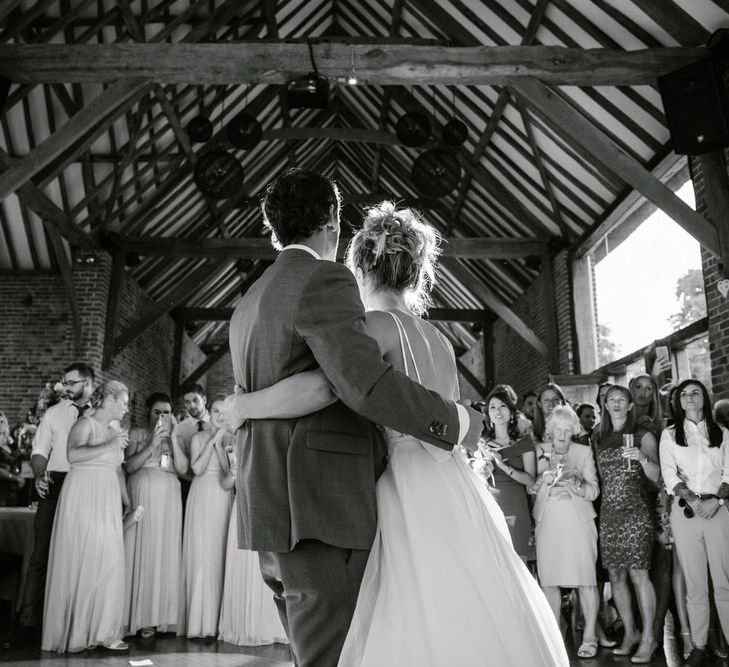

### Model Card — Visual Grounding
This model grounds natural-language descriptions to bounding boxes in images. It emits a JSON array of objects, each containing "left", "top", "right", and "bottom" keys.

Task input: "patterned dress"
[{"left": 594, "top": 428, "right": 654, "bottom": 570}]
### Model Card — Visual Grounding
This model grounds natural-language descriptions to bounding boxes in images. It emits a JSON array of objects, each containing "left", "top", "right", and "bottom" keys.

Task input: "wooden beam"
[
  {"left": 175, "top": 306, "right": 492, "bottom": 322},
  {"left": 0, "top": 78, "right": 149, "bottom": 200},
  {"left": 179, "top": 343, "right": 230, "bottom": 387},
  {"left": 0, "top": 43, "right": 708, "bottom": 86},
  {"left": 573, "top": 150, "right": 687, "bottom": 259},
  {"left": 112, "top": 260, "right": 226, "bottom": 358},
  {"left": 697, "top": 150, "right": 729, "bottom": 278},
  {"left": 0, "top": 149, "right": 95, "bottom": 248},
  {"left": 118, "top": 234, "right": 551, "bottom": 260},
  {"left": 509, "top": 77, "right": 721, "bottom": 256},
  {"left": 456, "top": 358, "right": 487, "bottom": 398},
  {"left": 441, "top": 257, "right": 548, "bottom": 357}
]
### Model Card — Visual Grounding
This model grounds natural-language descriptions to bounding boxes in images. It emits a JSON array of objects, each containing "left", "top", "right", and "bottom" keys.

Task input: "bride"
[{"left": 226, "top": 202, "right": 568, "bottom": 666}]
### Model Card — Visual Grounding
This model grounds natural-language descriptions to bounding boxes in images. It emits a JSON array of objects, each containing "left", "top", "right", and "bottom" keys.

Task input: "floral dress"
[{"left": 594, "top": 428, "right": 655, "bottom": 570}]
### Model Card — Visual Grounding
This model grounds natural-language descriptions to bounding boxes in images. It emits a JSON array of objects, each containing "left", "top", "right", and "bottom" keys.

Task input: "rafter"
[
  {"left": 0, "top": 43, "right": 707, "bottom": 86},
  {"left": 0, "top": 77, "right": 150, "bottom": 200},
  {"left": 509, "top": 77, "right": 720, "bottom": 256}
]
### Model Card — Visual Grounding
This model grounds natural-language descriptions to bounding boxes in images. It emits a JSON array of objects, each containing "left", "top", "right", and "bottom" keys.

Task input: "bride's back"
[{"left": 366, "top": 309, "right": 458, "bottom": 403}]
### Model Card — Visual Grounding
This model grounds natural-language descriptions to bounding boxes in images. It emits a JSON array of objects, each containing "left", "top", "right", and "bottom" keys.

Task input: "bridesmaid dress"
[
  {"left": 42, "top": 417, "right": 125, "bottom": 652},
  {"left": 123, "top": 427, "right": 182, "bottom": 635},
  {"left": 178, "top": 433, "right": 233, "bottom": 638},
  {"left": 218, "top": 501, "right": 289, "bottom": 646}
]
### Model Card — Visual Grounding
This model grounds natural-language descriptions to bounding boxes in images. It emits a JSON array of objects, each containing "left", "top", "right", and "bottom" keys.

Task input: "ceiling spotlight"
[{"left": 347, "top": 45, "right": 358, "bottom": 85}]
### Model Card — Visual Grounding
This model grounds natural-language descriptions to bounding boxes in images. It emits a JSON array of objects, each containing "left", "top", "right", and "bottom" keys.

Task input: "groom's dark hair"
[{"left": 261, "top": 168, "right": 341, "bottom": 248}]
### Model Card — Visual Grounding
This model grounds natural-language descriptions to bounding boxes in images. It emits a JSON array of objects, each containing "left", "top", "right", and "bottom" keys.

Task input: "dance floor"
[{"left": 0, "top": 632, "right": 723, "bottom": 667}]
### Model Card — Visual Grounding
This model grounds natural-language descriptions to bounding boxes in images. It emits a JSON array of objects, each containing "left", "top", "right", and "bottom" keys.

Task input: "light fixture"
[{"left": 347, "top": 45, "right": 358, "bottom": 85}]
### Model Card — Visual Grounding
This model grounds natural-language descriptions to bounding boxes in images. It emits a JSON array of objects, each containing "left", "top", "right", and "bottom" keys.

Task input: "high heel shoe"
[
  {"left": 612, "top": 634, "right": 641, "bottom": 656},
  {"left": 681, "top": 631, "right": 693, "bottom": 659},
  {"left": 630, "top": 639, "right": 658, "bottom": 664}
]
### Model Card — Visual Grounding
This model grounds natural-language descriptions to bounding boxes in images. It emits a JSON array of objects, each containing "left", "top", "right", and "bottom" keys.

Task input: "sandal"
[
  {"left": 577, "top": 640, "right": 598, "bottom": 659},
  {"left": 102, "top": 639, "right": 129, "bottom": 651},
  {"left": 598, "top": 637, "right": 617, "bottom": 648},
  {"left": 140, "top": 627, "right": 155, "bottom": 638},
  {"left": 681, "top": 631, "right": 693, "bottom": 659}
]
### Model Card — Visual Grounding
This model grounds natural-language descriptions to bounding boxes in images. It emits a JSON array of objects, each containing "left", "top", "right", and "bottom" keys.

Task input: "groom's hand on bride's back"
[{"left": 458, "top": 399, "right": 486, "bottom": 455}]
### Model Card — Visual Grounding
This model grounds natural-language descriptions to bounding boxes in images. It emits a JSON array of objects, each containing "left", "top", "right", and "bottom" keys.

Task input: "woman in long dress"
[
  {"left": 218, "top": 499, "right": 289, "bottom": 646},
  {"left": 178, "top": 397, "right": 234, "bottom": 639},
  {"left": 225, "top": 203, "right": 568, "bottom": 666},
  {"left": 123, "top": 392, "right": 188, "bottom": 637},
  {"left": 42, "top": 381, "right": 130, "bottom": 652}
]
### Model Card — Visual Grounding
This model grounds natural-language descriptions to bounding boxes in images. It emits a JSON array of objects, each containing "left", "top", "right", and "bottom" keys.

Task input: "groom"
[{"left": 227, "top": 168, "right": 484, "bottom": 666}]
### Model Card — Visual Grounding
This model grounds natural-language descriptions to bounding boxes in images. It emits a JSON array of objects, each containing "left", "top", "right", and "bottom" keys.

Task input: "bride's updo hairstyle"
[{"left": 345, "top": 201, "right": 441, "bottom": 315}]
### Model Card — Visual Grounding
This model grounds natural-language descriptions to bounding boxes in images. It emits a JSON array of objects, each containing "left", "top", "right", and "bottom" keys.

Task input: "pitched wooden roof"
[{"left": 0, "top": 0, "right": 724, "bottom": 353}]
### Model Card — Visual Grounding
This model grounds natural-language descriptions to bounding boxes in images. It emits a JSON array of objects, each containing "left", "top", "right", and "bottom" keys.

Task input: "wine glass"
[{"left": 622, "top": 433, "right": 634, "bottom": 471}]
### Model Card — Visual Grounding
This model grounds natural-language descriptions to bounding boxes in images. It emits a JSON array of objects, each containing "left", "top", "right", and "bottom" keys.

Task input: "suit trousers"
[
  {"left": 259, "top": 540, "right": 370, "bottom": 667},
  {"left": 17, "top": 471, "right": 66, "bottom": 628},
  {"left": 671, "top": 504, "right": 729, "bottom": 647}
]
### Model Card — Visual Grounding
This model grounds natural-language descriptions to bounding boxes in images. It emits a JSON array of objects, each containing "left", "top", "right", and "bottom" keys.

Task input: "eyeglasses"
[
  {"left": 60, "top": 379, "right": 84, "bottom": 387},
  {"left": 678, "top": 497, "right": 694, "bottom": 518}
]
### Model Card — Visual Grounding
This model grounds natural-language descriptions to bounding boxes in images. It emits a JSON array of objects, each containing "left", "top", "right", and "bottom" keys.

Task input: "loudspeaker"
[{"left": 658, "top": 58, "right": 729, "bottom": 156}]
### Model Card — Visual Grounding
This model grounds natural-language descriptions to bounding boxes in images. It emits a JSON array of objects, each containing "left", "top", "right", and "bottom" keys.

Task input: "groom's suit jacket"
[{"left": 229, "top": 248, "right": 478, "bottom": 553}]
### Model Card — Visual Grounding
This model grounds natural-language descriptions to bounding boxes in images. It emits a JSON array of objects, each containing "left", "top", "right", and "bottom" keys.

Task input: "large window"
[{"left": 593, "top": 180, "right": 710, "bottom": 387}]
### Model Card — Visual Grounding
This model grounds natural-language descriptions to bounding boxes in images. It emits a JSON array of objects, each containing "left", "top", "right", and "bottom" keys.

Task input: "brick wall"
[
  {"left": 204, "top": 351, "right": 235, "bottom": 401},
  {"left": 460, "top": 249, "right": 575, "bottom": 400},
  {"left": 690, "top": 154, "right": 729, "bottom": 398},
  {"left": 0, "top": 250, "right": 206, "bottom": 428}
]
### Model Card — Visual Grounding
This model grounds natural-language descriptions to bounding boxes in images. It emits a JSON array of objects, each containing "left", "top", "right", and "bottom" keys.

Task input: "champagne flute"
[{"left": 622, "top": 433, "right": 633, "bottom": 471}]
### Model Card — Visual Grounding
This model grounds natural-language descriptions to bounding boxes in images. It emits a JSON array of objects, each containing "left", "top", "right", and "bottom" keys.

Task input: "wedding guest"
[
  {"left": 715, "top": 398, "right": 729, "bottom": 429},
  {"left": 629, "top": 374, "right": 663, "bottom": 437},
  {"left": 576, "top": 403, "right": 597, "bottom": 442},
  {"left": 42, "top": 381, "right": 130, "bottom": 652},
  {"left": 218, "top": 450, "right": 288, "bottom": 647},
  {"left": 533, "top": 383, "right": 567, "bottom": 442},
  {"left": 123, "top": 393, "right": 188, "bottom": 637},
  {"left": 660, "top": 379, "right": 729, "bottom": 667},
  {"left": 478, "top": 384, "right": 535, "bottom": 562},
  {"left": 593, "top": 384, "right": 661, "bottom": 663},
  {"left": 175, "top": 383, "right": 211, "bottom": 509},
  {"left": 0, "top": 413, "right": 23, "bottom": 506},
  {"left": 532, "top": 406, "right": 600, "bottom": 659},
  {"left": 178, "top": 396, "right": 234, "bottom": 639},
  {"left": 1, "top": 363, "right": 95, "bottom": 650},
  {"left": 596, "top": 382, "right": 612, "bottom": 415},
  {"left": 522, "top": 391, "right": 538, "bottom": 422}
]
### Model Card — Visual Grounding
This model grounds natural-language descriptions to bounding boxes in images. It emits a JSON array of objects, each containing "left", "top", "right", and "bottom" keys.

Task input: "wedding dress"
[{"left": 338, "top": 312, "right": 568, "bottom": 667}]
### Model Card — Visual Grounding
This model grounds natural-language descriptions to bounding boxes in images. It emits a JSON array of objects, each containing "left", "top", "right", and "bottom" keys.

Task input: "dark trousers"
[
  {"left": 259, "top": 540, "right": 370, "bottom": 667},
  {"left": 652, "top": 543, "right": 676, "bottom": 644},
  {"left": 16, "top": 471, "right": 66, "bottom": 628}
]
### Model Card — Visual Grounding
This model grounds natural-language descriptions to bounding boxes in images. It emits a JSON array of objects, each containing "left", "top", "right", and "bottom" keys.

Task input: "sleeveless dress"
[
  {"left": 178, "top": 431, "right": 234, "bottom": 637},
  {"left": 485, "top": 438, "right": 534, "bottom": 560},
  {"left": 338, "top": 313, "right": 568, "bottom": 667},
  {"left": 123, "top": 427, "right": 182, "bottom": 635},
  {"left": 42, "top": 416, "right": 125, "bottom": 652},
  {"left": 218, "top": 502, "right": 289, "bottom": 646},
  {"left": 594, "top": 428, "right": 654, "bottom": 570}
]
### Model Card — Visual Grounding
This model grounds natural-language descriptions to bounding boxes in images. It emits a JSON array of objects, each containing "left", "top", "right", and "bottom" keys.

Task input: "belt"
[{"left": 698, "top": 493, "right": 718, "bottom": 500}]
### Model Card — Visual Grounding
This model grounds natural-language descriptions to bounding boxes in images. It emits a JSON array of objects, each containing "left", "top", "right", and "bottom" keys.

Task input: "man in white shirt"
[{"left": 2, "top": 363, "right": 94, "bottom": 649}]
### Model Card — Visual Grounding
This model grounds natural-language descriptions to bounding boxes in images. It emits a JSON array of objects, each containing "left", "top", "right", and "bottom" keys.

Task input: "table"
[{"left": 0, "top": 506, "right": 36, "bottom": 612}]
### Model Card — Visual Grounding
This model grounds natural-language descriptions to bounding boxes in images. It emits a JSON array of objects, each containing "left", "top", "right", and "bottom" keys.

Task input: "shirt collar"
[{"left": 282, "top": 244, "right": 321, "bottom": 260}]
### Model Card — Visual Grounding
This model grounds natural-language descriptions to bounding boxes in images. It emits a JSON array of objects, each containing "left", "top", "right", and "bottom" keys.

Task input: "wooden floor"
[{"left": 0, "top": 634, "right": 726, "bottom": 667}]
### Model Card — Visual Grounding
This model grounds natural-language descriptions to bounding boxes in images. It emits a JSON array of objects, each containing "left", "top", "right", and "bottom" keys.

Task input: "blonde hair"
[
  {"left": 90, "top": 380, "right": 128, "bottom": 408},
  {"left": 345, "top": 201, "right": 441, "bottom": 316}
]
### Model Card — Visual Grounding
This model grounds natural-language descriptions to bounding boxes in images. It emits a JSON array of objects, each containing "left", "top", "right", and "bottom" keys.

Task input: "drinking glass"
[{"left": 622, "top": 433, "right": 634, "bottom": 471}]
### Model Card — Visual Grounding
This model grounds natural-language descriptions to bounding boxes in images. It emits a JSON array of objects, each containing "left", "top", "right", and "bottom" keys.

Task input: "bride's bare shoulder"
[{"left": 363, "top": 310, "right": 399, "bottom": 353}]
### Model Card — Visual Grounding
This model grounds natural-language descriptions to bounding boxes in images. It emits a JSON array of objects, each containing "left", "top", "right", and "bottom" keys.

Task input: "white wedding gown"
[{"left": 338, "top": 313, "right": 568, "bottom": 667}]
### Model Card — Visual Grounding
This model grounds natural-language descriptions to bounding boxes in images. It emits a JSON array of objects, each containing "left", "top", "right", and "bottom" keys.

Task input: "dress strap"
[{"left": 387, "top": 312, "right": 422, "bottom": 384}]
